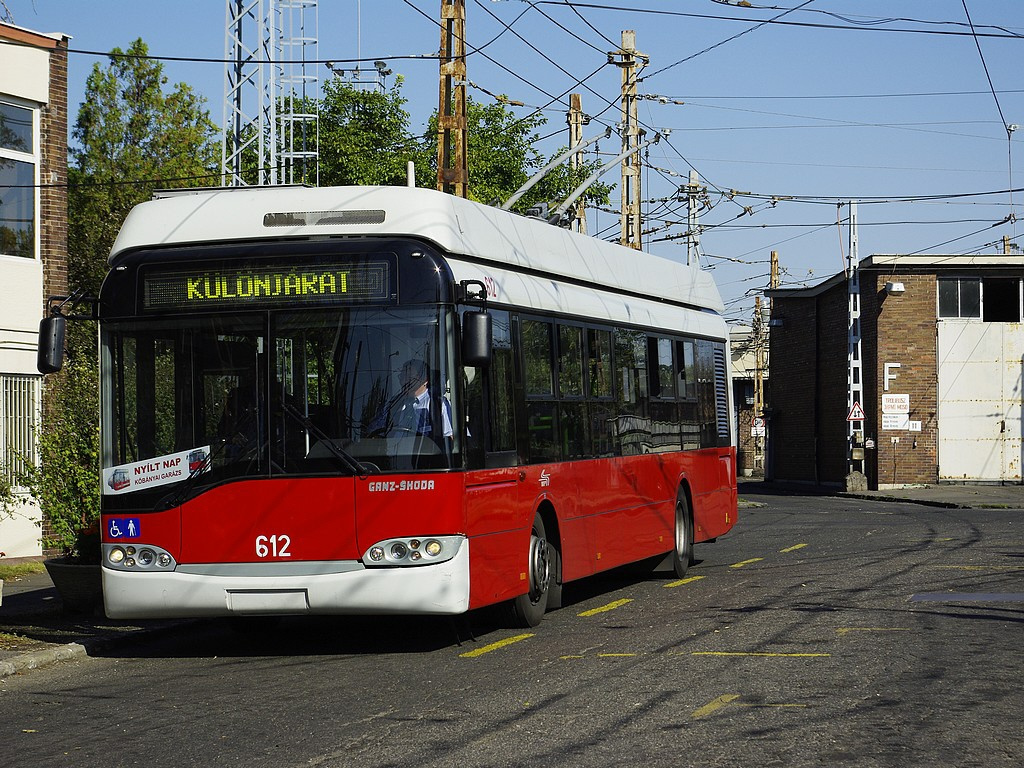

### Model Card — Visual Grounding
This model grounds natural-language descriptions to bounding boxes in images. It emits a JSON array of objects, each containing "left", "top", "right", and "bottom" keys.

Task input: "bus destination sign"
[{"left": 143, "top": 260, "right": 391, "bottom": 310}]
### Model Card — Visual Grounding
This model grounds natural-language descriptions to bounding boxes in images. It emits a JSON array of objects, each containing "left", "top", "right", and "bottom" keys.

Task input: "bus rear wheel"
[
  {"left": 671, "top": 490, "right": 694, "bottom": 579},
  {"left": 507, "top": 513, "right": 551, "bottom": 628}
]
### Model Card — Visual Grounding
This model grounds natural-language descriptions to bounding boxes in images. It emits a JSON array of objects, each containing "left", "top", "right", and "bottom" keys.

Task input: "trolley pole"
[
  {"left": 611, "top": 30, "right": 647, "bottom": 250},
  {"left": 437, "top": 0, "right": 468, "bottom": 198}
]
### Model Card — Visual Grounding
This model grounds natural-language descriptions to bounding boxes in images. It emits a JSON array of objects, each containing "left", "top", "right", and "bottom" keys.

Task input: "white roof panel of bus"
[{"left": 110, "top": 185, "right": 725, "bottom": 316}]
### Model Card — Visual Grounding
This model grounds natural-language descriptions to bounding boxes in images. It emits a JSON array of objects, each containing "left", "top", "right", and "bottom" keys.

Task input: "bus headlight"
[
  {"left": 362, "top": 535, "right": 464, "bottom": 567},
  {"left": 390, "top": 542, "right": 409, "bottom": 560},
  {"left": 103, "top": 543, "right": 176, "bottom": 572}
]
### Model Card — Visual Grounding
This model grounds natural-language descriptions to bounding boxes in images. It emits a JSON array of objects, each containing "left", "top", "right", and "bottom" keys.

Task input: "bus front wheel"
[
  {"left": 507, "top": 513, "right": 551, "bottom": 628},
  {"left": 671, "top": 490, "right": 694, "bottom": 579}
]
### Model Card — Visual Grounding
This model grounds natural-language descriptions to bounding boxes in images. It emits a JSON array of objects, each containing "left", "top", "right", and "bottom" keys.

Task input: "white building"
[{"left": 1, "top": 21, "right": 69, "bottom": 559}]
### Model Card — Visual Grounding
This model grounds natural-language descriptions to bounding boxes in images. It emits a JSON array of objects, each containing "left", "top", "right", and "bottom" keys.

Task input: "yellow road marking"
[
  {"left": 560, "top": 654, "right": 584, "bottom": 659},
  {"left": 459, "top": 633, "right": 534, "bottom": 658},
  {"left": 578, "top": 598, "right": 633, "bottom": 617},
  {"left": 692, "top": 651, "right": 830, "bottom": 658},
  {"left": 692, "top": 694, "right": 741, "bottom": 719},
  {"left": 837, "top": 627, "right": 910, "bottom": 636},
  {"left": 780, "top": 543, "right": 807, "bottom": 553},
  {"left": 730, "top": 558, "right": 764, "bottom": 568},
  {"left": 597, "top": 653, "right": 637, "bottom": 657},
  {"left": 664, "top": 575, "right": 705, "bottom": 588}
]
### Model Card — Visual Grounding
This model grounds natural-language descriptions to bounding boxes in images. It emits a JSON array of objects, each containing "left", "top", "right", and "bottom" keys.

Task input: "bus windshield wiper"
[
  {"left": 156, "top": 441, "right": 228, "bottom": 510},
  {"left": 281, "top": 402, "right": 374, "bottom": 477}
]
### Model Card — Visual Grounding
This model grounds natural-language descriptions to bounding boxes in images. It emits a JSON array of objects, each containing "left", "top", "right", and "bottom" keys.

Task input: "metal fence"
[{"left": 2, "top": 373, "right": 40, "bottom": 488}]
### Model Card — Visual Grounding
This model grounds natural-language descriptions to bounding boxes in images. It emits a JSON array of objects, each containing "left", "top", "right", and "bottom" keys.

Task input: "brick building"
[
  {"left": 0, "top": 21, "right": 69, "bottom": 558},
  {"left": 766, "top": 254, "right": 1024, "bottom": 489}
]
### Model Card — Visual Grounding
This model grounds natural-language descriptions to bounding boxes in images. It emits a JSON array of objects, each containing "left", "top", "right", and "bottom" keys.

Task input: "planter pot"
[{"left": 44, "top": 557, "right": 103, "bottom": 614}]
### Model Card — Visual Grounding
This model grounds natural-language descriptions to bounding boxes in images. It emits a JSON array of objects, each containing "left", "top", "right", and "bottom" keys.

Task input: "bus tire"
[
  {"left": 506, "top": 513, "right": 552, "bottom": 628},
  {"left": 671, "top": 490, "right": 694, "bottom": 579}
]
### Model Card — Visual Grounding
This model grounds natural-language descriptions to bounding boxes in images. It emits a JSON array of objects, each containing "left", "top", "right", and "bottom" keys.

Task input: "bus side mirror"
[
  {"left": 462, "top": 310, "right": 492, "bottom": 367},
  {"left": 38, "top": 314, "right": 66, "bottom": 374}
]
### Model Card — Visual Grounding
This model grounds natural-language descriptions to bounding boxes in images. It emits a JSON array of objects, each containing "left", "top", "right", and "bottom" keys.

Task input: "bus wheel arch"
[
  {"left": 537, "top": 502, "right": 563, "bottom": 611},
  {"left": 671, "top": 482, "right": 695, "bottom": 579},
  {"left": 506, "top": 504, "right": 561, "bottom": 627}
]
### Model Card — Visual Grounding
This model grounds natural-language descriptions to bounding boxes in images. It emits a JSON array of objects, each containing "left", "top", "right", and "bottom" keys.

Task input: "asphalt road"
[{"left": 1, "top": 492, "right": 1022, "bottom": 768}]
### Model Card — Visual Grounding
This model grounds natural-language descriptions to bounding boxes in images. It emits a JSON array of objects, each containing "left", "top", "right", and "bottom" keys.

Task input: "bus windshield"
[{"left": 100, "top": 306, "right": 459, "bottom": 507}]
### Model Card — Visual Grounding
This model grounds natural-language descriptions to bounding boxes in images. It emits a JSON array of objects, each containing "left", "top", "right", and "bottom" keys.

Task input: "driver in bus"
[{"left": 370, "top": 359, "right": 453, "bottom": 441}]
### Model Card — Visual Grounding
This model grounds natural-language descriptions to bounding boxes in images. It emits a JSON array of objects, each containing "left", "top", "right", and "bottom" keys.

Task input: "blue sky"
[{"left": 5, "top": 0, "right": 1024, "bottom": 322}]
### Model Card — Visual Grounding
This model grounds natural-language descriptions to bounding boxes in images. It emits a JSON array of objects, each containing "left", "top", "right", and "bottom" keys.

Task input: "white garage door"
[{"left": 937, "top": 321, "right": 1024, "bottom": 482}]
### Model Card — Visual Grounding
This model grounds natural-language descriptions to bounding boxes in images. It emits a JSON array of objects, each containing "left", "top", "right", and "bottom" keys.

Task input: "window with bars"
[{"left": 2, "top": 374, "right": 40, "bottom": 488}]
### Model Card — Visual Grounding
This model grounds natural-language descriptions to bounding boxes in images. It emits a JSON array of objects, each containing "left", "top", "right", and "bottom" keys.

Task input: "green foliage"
[
  {"left": 0, "top": 561, "right": 47, "bottom": 580},
  {"left": 20, "top": 348, "right": 101, "bottom": 562},
  {"left": 313, "top": 81, "right": 612, "bottom": 211},
  {"left": 70, "top": 38, "right": 219, "bottom": 294},
  {"left": 423, "top": 97, "right": 612, "bottom": 212},
  {"left": 317, "top": 77, "right": 432, "bottom": 187}
]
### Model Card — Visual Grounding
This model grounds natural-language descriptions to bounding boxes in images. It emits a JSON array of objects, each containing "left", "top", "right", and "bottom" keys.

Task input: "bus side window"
[
  {"left": 463, "top": 309, "right": 515, "bottom": 469},
  {"left": 488, "top": 311, "right": 516, "bottom": 455},
  {"left": 613, "top": 328, "right": 648, "bottom": 456},
  {"left": 522, "top": 318, "right": 557, "bottom": 463}
]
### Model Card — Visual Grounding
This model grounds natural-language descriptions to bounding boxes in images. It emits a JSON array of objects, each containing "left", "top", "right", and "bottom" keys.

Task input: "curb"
[
  {"left": 0, "top": 641, "right": 88, "bottom": 679},
  {"left": 0, "top": 619, "right": 199, "bottom": 680},
  {"left": 836, "top": 492, "right": 963, "bottom": 509}
]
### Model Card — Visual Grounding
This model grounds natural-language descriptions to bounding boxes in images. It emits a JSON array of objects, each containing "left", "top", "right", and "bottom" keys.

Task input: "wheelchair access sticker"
[{"left": 108, "top": 517, "right": 141, "bottom": 539}]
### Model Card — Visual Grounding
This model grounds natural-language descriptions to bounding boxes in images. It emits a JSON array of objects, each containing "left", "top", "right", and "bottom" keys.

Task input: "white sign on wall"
[
  {"left": 882, "top": 394, "right": 910, "bottom": 414},
  {"left": 882, "top": 413, "right": 910, "bottom": 431}
]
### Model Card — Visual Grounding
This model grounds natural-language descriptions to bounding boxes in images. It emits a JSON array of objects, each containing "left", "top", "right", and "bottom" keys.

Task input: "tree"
[
  {"left": 423, "top": 97, "right": 612, "bottom": 214},
  {"left": 69, "top": 38, "right": 219, "bottom": 295},
  {"left": 317, "top": 76, "right": 431, "bottom": 188},
  {"left": 33, "top": 40, "right": 219, "bottom": 559},
  {"left": 315, "top": 80, "right": 610, "bottom": 214}
]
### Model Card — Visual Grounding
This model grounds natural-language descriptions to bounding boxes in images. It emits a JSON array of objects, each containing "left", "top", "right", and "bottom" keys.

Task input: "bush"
[{"left": 21, "top": 348, "right": 101, "bottom": 563}]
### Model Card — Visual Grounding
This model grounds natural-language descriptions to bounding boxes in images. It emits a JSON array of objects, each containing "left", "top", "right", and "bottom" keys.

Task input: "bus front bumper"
[{"left": 101, "top": 540, "right": 470, "bottom": 619}]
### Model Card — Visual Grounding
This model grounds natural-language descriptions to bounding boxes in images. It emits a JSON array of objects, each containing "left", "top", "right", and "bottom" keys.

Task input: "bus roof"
[{"left": 110, "top": 185, "right": 725, "bottom": 315}]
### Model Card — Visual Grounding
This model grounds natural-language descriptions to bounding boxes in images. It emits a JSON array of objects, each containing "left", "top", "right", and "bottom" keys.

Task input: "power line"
[
  {"left": 644, "top": 0, "right": 816, "bottom": 80},
  {"left": 520, "top": 2, "right": 1024, "bottom": 40}
]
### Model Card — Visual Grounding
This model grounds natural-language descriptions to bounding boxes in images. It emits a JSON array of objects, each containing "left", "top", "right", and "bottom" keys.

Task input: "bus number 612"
[{"left": 256, "top": 534, "right": 292, "bottom": 558}]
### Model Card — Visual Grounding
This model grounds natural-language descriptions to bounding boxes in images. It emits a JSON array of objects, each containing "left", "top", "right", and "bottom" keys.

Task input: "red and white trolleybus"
[{"left": 42, "top": 185, "right": 736, "bottom": 627}]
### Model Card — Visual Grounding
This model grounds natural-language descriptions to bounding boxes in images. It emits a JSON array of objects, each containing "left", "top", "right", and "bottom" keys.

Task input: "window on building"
[
  {"left": 982, "top": 278, "right": 1021, "bottom": 322},
  {"left": 1, "top": 373, "right": 40, "bottom": 488},
  {"left": 0, "top": 101, "right": 37, "bottom": 259},
  {"left": 937, "top": 278, "right": 981, "bottom": 319},
  {"left": 938, "top": 277, "right": 1022, "bottom": 321}
]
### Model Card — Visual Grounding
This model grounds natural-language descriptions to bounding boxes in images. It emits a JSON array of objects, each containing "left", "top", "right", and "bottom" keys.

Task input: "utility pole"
[
  {"left": 611, "top": 30, "right": 647, "bottom": 250},
  {"left": 682, "top": 170, "right": 704, "bottom": 266},
  {"left": 753, "top": 250, "right": 779, "bottom": 473},
  {"left": 436, "top": 0, "right": 468, "bottom": 198},
  {"left": 567, "top": 93, "right": 588, "bottom": 233}
]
